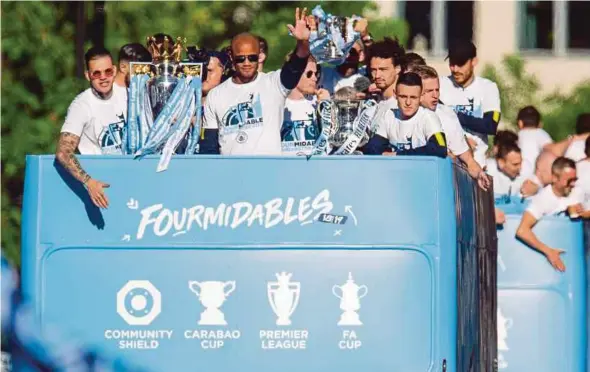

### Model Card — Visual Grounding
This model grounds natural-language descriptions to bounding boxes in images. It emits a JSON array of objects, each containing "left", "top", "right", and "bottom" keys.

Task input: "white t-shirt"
[
  {"left": 376, "top": 106, "right": 443, "bottom": 152},
  {"left": 565, "top": 139, "right": 586, "bottom": 162},
  {"left": 281, "top": 96, "right": 320, "bottom": 155},
  {"left": 572, "top": 160, "right": 590, "bottom": 209},
  {"left": 371, "top": 96, "right": 398, "bottom": 133},
  {"left": 439, "top": 75, "right": 501, "bottom": 144},
  {"left": 518, "top": 128, "right": 552, "bottom": 168},
  {"left": 435, "top": 104, "right": 469, "bottom": 156},
  {"left": 60, "top": 87, "right": 128, "bottom": 155},
  {"left": 486, "top": 159, "right": 533, "bottom": 198},
  {"left": 203, "top": 71, "right": 290, "bottom": 155},
  {"left": 526, "top": 184, "right": 582, "bottom": 220}
]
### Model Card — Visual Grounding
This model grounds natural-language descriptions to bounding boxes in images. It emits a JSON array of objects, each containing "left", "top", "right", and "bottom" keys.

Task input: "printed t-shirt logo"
[
  {"left": 222, "top": 93, "right": 264, "bottom": 134},
  {"left": 453, "top": 97, "right": 483, "bottom": 118},
  {"left": 99, "top": 113, "right": 126, "bottom": 154}
]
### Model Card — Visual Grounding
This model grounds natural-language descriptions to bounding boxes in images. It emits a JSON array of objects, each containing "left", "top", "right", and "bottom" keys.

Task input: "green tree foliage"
[
  {"left": 542, "top": 81, "right": 590, "bottom": 140},
  {"left": 2, "top": 1, "right": 407, "bottom": 267},
  {"left": 482, "top": 55, "right": 590, "bottom": 141},
  {"left": 1, "top": 2, "right": 87, "bottom": 266},
  {"left": 481, "top": 55, "right": 541, "bottom": 128}
]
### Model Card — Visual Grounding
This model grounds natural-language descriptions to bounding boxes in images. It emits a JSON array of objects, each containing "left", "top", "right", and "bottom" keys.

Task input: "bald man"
[
  {"left": 201, "top": 8, "right": 312, "bottom": 155},
  {"left": 520, "top": 150, "right": 557, "bottom": 197}
]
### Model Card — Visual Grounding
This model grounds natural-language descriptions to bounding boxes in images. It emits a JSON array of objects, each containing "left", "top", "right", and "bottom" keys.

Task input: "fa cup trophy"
[{"left": 312, "top": 97, "right": 378, "bottom": 155}]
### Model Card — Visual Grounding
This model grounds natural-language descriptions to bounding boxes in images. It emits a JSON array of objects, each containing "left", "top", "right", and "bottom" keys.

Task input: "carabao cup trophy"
[
  {"left": 309, "top": 5, "right": 361, "bottom": 65},
  {"left": 125, "top": 35, "right": 203, "bottom": 172},
  {"left": 310, "top": 98, "right": 378, "bottom": 156}
]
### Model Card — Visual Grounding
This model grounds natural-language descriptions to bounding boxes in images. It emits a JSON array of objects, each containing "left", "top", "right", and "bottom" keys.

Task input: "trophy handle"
[
  {"left": 332, "top": 285, "right": 343, "bottom": 299},
  {"left": 358, "top": 285, "right": 368, "bottom": 299},
  {"left": 267, "top": 283, "right": 280, "bottom": 316},
  {"left": 223, "top": 281, "right": 236, "bottom": 296},
  {"left": 188, "top": 281, "right": 201, "bottom": 296}
]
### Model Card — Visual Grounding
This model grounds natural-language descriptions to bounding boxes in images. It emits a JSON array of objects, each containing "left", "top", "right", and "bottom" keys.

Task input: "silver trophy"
[
  {"left": 316, "top": 98, "right": 377, "bottom": 154},
  {"left": 131, "top": 35, "right": 203, "bottom": 120},
  {"left": 310, "top": 5, "right": 361, "bottom": 65}
]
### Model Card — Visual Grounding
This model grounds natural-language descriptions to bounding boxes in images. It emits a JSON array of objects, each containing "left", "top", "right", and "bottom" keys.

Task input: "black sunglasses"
[
  {"left": 234, "top": 54, "right": 258, "bottom": 64},
  {"left": 305, "top": 70, "right": 320, "bottom": 78}
]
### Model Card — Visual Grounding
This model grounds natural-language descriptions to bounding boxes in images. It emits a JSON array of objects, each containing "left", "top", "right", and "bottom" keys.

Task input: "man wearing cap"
[{"left": 439, "top": 40, "right": 501, "bottom": 166}]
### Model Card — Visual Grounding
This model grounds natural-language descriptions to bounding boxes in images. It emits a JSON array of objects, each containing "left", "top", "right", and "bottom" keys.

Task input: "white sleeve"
[
  {"left": 60, "top": 97, "right": 91, "bottom": 136},
  {"left": 203, "top": 92, "right": 219, "bottom": 129},
  {"left": 525, "top": 192, "right": 549, "bottom": 220},
  {"left": 269, "top": 70, "right": 290, "bottom": 98},
  {"left": 538, "top": 130, "right": 553, "bottom": 147},
  {"left": 423, "top": 110, "right": 444, "bottom": 140},
  {"left": 482, "top": 81, "right": 501, "bottom": 113},
  {"left": 440, "top": 110, "right": 469, "bottom": 155}
]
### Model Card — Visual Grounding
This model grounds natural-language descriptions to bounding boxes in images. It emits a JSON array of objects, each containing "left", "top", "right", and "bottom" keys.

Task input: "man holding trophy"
[{"left": 201, "top": 8, "right": 313, "bottom": 155}]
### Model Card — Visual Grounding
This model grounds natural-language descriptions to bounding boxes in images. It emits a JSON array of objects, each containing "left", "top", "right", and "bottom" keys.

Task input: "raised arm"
[
  {"left": 55, "top": 133, "right": 110, "bottom": 209},
  {"left": 281, "top": 8, "right": 311, "bottom": 90}
]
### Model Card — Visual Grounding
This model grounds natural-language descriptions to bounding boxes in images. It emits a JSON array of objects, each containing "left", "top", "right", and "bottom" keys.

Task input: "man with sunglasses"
[
  {"left": 516, "top": 157, "right": 583, "bottom": 272},
  {"left": 281, "top": 55, "right": 329, "bottom": 155},
  {"left": 201, "top": 8, "right": 312, "bottom": 155},
  {"left": 56, "top": 46, "right": 127, "bottom": 209}
]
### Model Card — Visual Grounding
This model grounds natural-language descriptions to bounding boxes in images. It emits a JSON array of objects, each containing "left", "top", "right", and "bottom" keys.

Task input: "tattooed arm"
[{"left": 56, "top": 132, "right": 110, "bottom": 208}]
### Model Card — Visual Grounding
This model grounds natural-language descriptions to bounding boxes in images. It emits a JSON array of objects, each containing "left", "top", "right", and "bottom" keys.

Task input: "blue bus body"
[
  {"left": 19, "top": 155, "right": 496, "bottom": 371},
  {"left": 495, "top": 203, "right": 587, "bottom": 372}
]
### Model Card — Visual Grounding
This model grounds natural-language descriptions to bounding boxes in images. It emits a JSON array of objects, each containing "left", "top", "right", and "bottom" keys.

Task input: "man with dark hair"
[
  {"left": 403, "top": 52, "right": 426, "bottom": 72},
  {"left": 202, "top": 8, "right": 311, "bottom": 155},
  {"left": 56, "top": 46, "right": 127, "bottom": 209},
  {"left": 257, "top": 35, "right": 268, "bottom": 72},
  {"left": 365, "top": 72, "right": 446, "bottom": 158},
  {"left": 487, "top": 142, "right": 528, "bottom": 198},
  {"left": 114, "top": 43, "right": 152, "bottom": 88},
  {"left": 439, "top": 40, "right": 501, "bottom": 165},
  {"left": 516, "top": 156, "right": 583, "bottom": 272},
  {"left": 363, "top": 37, "right": 405, "bottom": 147},
  {"left": 413, "top": 64, "right": 489, "bottom": 190},
  {"left": 564, "top": 113, "right": 590, "bottom": 161},
  {"left": 516, "top": 105, "right": 553, "bottom": 169}
]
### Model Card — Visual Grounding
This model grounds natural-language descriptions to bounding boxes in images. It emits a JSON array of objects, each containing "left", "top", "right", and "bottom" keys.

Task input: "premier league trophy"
[
  {"left": 126, "top": 35, "right": 203, "bottom": 172},
  {"left": 309, "top": 5, "right": 361, "bottom": 65},
  {"left": 311, "top": 98, "right": 378, "bottom": 155}
]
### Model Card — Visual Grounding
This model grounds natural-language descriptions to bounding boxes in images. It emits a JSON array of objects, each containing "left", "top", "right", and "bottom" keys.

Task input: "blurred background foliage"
[
  {"left": 1, "top": 1, "right": 588, "bottom": 267},
  {"left": 482, "top": 56, "right": 590, "bottom": 140}
]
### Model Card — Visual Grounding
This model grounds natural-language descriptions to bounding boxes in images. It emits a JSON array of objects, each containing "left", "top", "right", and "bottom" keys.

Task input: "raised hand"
[{"left": 287, "top": 7, "right": 310, "bottom": 41}]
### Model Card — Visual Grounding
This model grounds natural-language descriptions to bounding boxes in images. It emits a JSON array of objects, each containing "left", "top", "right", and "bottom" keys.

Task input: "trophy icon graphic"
[
  {"left": 497, "top": 307, "right": 513, "bottom": 369},
  {"left": 267, "top": 272, "right": 300, "bottom": 326},
  {"left": 188, "top": 281, "right": 236, "bottom": 326},
  {"left": 333, "top": 272, "right": 368, "bottom": 326}
]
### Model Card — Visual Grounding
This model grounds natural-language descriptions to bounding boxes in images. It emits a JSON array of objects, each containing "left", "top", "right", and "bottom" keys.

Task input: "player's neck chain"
[{"left": 91, "top": 87, "right": 113, "bottom": 101}]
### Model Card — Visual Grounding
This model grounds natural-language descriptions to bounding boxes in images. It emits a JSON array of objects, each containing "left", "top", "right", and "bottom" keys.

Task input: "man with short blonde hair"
[{"left": 412, "top": 64, "right": 490, "bottom": 190}]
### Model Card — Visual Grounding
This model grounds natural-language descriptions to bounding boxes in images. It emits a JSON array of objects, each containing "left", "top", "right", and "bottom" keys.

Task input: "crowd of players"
[{"left": 54, "top": 9, "right": 590, "bottom": 272}]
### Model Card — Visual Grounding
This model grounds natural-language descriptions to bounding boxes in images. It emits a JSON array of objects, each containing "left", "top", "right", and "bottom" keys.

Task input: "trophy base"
[
  {"left": 338, "top": 311, "right": 362, "bottom": 326},
  {"left": 275, "top": 318, "right": 292, "bottom": 326},
  {"left": 198, "top": 309, "right": 227, "bottom": 326}
]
